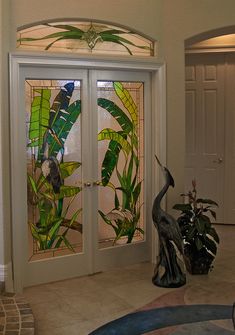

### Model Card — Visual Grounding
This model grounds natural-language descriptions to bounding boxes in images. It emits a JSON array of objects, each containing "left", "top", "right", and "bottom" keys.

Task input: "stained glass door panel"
[
  {"left": 26, "top": 79, "right": 83, "bottom": 261},
  {"left": 97, "top": 81, "right": 145, "bottom": 248}
]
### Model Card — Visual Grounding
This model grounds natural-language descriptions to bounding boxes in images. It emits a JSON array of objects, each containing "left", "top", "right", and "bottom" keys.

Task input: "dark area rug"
[{"left": 89, "top": 287, "right": 235, "bottom": 335}]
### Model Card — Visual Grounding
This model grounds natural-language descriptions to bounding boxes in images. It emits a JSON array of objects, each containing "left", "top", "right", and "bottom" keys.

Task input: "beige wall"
[
  {"left": 161, "top": 0, "right": 235, "bottom": 211},
  {"left": 1, "top": 0, "right": 235, "bottom": 272}
]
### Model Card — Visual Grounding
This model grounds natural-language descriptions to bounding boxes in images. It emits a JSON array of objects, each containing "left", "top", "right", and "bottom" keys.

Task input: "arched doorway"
[{"left": 184, "top": 28, "right": 235, "bottom": 224}]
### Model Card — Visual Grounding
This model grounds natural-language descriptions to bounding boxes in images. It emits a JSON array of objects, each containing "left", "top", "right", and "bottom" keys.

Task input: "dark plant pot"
[
  {"left": 184, "top": 247, "right": 214, "bottom": 275},
  {"left": 184, "top": 255, "right": 211, "bottom": 274}
]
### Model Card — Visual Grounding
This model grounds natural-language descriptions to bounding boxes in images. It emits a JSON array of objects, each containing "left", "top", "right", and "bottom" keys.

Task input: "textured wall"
[{"left": 1, "top": 0, "right": 235, "bottom": 286}]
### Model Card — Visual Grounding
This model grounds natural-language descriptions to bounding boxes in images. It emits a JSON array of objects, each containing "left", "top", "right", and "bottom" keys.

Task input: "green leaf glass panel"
[
  {"left": 17, "top": 21, "right": 154, "bottom": 57},
  {"left": 25, "top": 79, "right": 83, "bottom": 261},
  {"left": 97, "top": 81, "right": 145, "bottom": 248}
]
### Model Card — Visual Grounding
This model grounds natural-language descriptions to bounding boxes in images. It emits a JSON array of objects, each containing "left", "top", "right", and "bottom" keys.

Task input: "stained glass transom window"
[{"left": 17, "top": 21, "right": 155, "bottom": 57}]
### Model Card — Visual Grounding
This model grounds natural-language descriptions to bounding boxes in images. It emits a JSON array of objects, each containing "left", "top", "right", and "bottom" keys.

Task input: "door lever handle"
[
  {"left": 84, "top": 181, "right": 101, "bottom": 187},
  {"left": 84, "top": 182, "right": 92, "bottom": 187},
  {"left": 213, "top": 158, "right": 223, "bottom": 164}
]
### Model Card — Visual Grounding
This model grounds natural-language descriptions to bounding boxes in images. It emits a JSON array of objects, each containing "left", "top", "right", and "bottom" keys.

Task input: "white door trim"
[{"left": 9, "top": 52, "right": 166, "bottom": 292}]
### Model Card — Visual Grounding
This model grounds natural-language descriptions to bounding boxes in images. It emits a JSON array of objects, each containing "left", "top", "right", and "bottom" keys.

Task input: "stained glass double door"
[{"left": 14, "top": 65, "right": 152, "bottom": 289}]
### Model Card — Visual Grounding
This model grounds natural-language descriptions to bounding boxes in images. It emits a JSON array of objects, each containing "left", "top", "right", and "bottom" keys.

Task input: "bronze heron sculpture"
[{"left": 152, "top": 155, "right": 186, "bottom": 287}]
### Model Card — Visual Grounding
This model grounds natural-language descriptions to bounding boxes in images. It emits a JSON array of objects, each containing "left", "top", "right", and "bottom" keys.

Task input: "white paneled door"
[{"left": 185, "top": 53, "right": 235, "bottom": 224}]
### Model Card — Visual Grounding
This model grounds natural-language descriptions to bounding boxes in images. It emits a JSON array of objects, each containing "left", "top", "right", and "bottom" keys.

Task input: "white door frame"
[{"left": 9, "top": 52, "right": 166, "bottom": 292}]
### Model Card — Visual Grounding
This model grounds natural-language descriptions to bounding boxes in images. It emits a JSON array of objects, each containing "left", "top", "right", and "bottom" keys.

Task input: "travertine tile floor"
[
  {"left": 23, "top": 225, "right": 235, "bottom": 335},
  {"left": 0, "top": 295, "right": 34, "bottom": 335}
]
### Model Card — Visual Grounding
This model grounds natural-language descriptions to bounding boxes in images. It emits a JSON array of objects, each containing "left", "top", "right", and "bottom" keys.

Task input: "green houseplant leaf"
[
  {"left": 203, "top": 236, "right": 217, "bottom": 256},
  {"left": 208, "top": 227, "right": 220, "bottom": 243},
  {"left": 195, "top": 236, "right": 204, "bottom": 250},
  {"left": 196, "top": 198, "right": 218, "bottom": 206},
  {"left": 208, "top": 209, "right": 217, "bottom": 220},
  {"left": 173, "top": 203, "right": 192, "bottom": 212}
]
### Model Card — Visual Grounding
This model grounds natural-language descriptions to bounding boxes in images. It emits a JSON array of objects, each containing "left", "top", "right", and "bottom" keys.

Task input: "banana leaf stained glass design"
[
  {"left": 26, "top": 80, "right": 83, "bottom": 261},
  {"left": 17, "top": 21, "right": 154, "bottom": 57},
  {"left": 97, "top": 81, "right": 145, "bottom": 248}
]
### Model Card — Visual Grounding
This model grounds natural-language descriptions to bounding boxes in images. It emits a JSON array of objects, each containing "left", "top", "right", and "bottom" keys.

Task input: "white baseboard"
[
  {"left": 0, "top": 263, "right": 14, "bottom": 292},
  {"left": 0, "top": 264, "right": 7, "bottom": 281}
]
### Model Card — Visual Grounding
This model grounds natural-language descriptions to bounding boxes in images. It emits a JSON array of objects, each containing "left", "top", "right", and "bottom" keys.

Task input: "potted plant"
[{"left": 173, "top": 180, "right": 220, "bottom": 274}]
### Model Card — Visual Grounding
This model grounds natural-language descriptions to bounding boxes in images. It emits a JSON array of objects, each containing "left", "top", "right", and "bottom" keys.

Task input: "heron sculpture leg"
[{"left": 152, "top": 239, "right": 186, "bottom": 288}]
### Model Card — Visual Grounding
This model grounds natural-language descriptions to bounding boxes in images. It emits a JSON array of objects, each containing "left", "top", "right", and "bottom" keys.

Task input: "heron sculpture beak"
[{"left": 155, "top": 155, "right": 163, "bottom": 167}]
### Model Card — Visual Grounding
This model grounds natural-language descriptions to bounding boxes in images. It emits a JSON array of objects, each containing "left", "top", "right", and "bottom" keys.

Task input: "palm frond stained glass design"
[
  {"left": 97, "top": 81, "right": 145, "bottom": 247},
  {"left": 26, "top": 80, "right": 83, "bottom": 261},
  {"left": 17, "top": 21, "right": 154, "bottom": 57}
]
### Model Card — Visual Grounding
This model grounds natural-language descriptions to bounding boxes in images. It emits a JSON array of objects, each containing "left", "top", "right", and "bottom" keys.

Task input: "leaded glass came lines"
[{"left": 17, "top": 21, "right": 154, "bottom": 57}]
